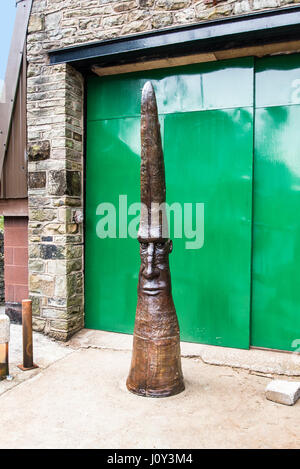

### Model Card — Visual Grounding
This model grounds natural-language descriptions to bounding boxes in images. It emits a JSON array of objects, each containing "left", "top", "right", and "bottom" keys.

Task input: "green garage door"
[
  {"left": 251, "top": 55, "right": 300, "bottom": 351},
  {"left": 85, "top": 58, "right": 254, "bottom": 349}
]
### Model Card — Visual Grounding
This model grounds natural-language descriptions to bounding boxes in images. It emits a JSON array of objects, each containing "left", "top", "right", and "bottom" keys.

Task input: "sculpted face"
[{"left": 138, "top": 238, "right": 173, "bottom": 296}]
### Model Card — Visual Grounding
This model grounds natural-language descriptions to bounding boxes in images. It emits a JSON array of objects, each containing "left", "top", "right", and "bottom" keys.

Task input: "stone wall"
[
  {"left": 28, "top": 0, "right": 300, "bottom": 51},
  {"left": 27, "top": 0, "right": 300, "bottom": 340},
  {"left": 27, "top": 61, "right": 84, "bottom": 341}
]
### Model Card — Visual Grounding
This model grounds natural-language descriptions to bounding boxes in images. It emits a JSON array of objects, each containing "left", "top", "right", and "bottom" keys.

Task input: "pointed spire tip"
[{"left": 141, "top": 81, "right": 157, "bottom": 115}]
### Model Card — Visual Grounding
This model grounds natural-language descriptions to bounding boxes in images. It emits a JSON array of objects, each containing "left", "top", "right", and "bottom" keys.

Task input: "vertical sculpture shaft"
[{"left": 126, "top": 82, "right": 184, "bottom": 398}]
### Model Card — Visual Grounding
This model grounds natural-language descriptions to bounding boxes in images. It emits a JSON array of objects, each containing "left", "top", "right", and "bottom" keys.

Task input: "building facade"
[{"left": 2, "top": 0, "right": 300, "bottom": 350}]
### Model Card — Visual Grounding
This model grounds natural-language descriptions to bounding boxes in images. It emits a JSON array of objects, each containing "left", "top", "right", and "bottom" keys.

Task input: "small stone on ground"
[{"left": 266, "top": 379, "right": 300, "bottom": 406}]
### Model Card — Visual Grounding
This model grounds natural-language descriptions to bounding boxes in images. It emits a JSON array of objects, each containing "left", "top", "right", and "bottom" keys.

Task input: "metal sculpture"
[{"left": 126, "top": 81, "right": 185, "bottom": 398}]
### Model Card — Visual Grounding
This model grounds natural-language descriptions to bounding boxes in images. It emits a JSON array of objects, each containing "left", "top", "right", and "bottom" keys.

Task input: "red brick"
[
  {"left": 4, "top": 217, "right": 29, "bottom": 304},
  {"left": 5, "top": 266, "right": 28, "bottom": 285},
  {"left": 4, "top": 228, "right": 28, "bottom": 247},
  {"left": 13, "top": 247, "right": 28, "bottom": 266},
  {"left": 14, "top": 284, "right": 29, "bottom": 303},
  {"left": 5, "top": 284, "right": 14, "bottom": 302},
  {"left": 4, "top": 247, "right": 13, "bottom": 265},
  {"left": 5, "top": 217, "right": 27, "bottom": 228},
  {"left": 4, "top": 217, "right": 28, "bottom": 247}
]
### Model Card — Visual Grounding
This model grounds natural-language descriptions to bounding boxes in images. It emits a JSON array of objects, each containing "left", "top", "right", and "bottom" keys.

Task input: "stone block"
[
  {"left": 29, "top": 209, "right": 56, "bottom": 222},
  {"left": 139, "top": 0, "right": 154, "bottom": 5},
  {"left": 156, "top": 0, "right": 189, "bottom": 10},
  {"left": 40, "top": 244, "right": 65, "bottom": 260},
  {"left": 42, "top": 224, "right": 66, "bottom": 236},
  {"left": 47, "top": 260, "right": 66, "bottom": 275},
  {"left": 233, "top": 0, "right": 251, "bottom": 14},
  {"left": 67, "top": 258, "right": 82, "bottom": 274},
  {"left": 253, "top": 0, "right": 279, "bottom": 9},
  {"left": 114, "top": 1, "right": 137, "bottom": 12},
  {"left": 45, "top": 11, "right": 62, "bottom": 30},
  {"left": 48, "top": 171, "right": 66, "bottom": 196},
  {"left": 28, "top": 141, "right": 50, "bottom": 161},
  {"left": 29, "top": 259, "right": 45, "bottom": 273},
  {"left": 29, "top": 244, "right": 41, "bottom": 259},
  {"left": 29, "top": 171, "right": 46, "bottom": 189},
  {"left": 266, "top": 380, "right": 300, "bottom": 406},
  {"left": 102, "top": 14, "right": 128, "bottom": 27},
  {"left": 48, "top": 171, "right": 81, "bottom": 197},
  {"left": 41, "top": 236, "right": 53, "bottom": 242},
  {"left": 28, "top": 14, "right": 45, "bottom": 33},
  {"left": 47, "top": 297, "right": 67, "bottom": 307},
  {"left": 54, "top": 275, "right": 67, "bottom": 297},
  {"left": 152, "top": 12, "right": 173, "bottom": 28},
  {"left": 66, "top": 171, "right": 81, "bottom": 197},
  {"left": 32, "top": 317, "right": 46, "bottom": 333},
  {"left": 66, "top": 245, "right": 82, "bottom": 259},
  {"left": 31, "top": 296, "right": 41, "bottom": 317},
  {"left": 30, "top": 274, "right": 55, "bottom": 296}
]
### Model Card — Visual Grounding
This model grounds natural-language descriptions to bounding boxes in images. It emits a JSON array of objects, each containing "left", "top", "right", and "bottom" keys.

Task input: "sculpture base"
[
  {"left": 126, "top": 380, "right": 185, "bottom": 398},
  {"left": 17, "top": 363, "right": 38, "bottom": 371}
]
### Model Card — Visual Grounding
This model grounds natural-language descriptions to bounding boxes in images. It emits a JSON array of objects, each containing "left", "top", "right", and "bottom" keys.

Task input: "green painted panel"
[
  {"left": 87, "top": 57, "right": 253, "bottom": 121},
  {"left": 85, "top": 118, "right": 141, "bottom": 332},
  {"left": 164, "top": 109, "right": 253, "bottom": 347},
  {"left": 256, "top": 54, "right": 300, "bottom": 108},
  {"left": 85, "top": 60, "right": 254, "bottom": 347},
  {"left": 251, "top": 105, "right": 300, "bottom": 351}
]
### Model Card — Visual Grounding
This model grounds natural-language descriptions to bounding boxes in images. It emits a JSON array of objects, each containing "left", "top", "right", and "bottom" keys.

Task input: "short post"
[
  {"left": 0, "top": 314, "right": 10, "bottom": 380},
  {"left": 18, "top": 300, "right": 38, "bottom": 371}
]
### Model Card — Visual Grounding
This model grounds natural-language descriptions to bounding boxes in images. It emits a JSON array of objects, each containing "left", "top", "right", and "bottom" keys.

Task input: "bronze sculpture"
[{"left": 126, "top": 81, "right": 185, "bottom": 398}]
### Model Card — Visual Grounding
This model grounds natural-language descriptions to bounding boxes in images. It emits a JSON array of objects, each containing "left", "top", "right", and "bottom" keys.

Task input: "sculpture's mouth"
[{"left": 141, "top": 287, "right": 164, "bottom": 296}]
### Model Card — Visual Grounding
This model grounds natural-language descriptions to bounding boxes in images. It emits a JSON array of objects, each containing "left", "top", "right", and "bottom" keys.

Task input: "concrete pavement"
[{"left": 0, "top": 323, "right": 299, "bottom": 448}]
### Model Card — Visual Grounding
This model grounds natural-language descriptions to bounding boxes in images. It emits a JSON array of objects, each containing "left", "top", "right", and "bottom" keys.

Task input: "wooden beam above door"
[{"left": 91, "top": 40, "right": 300, "bottom": 77}]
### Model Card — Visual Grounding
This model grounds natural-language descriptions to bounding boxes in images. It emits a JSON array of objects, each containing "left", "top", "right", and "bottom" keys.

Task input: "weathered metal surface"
[
  {"left": 252, "top": 54, "right": 300, "bottom": 351},
  {"left": 1, "top": 53, "right": 27, "bottom": 199},
  {"left": 18, "top": 299, "right": 38, "bottom": 371},
  {"left": 126, "top": 82, "right": 184, "bottom": 397},
  {"left": 0, "top": 0, "right": 32, "bottom": 188}
]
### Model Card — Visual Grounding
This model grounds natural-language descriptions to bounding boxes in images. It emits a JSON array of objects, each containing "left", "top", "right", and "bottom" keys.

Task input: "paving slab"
[
  {"left": 0, "top": 348, "right": 299, "bottom": 449},
  {"left": 0, "top": 311, "right": 73, "bottom": 396}
]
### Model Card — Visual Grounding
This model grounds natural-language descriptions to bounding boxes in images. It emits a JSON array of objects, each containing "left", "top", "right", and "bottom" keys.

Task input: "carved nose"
[{"left": 142, "top": 244, "right": 159, "bottom": 280}]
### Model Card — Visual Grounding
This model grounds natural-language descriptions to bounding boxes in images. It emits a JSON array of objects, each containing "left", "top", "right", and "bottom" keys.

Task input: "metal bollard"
[
  {"left": 18, "top": 300, "right": 38, "bottom": 371},
  {"left": 0, "top": 314, "right": 10, "bottom": 380}
]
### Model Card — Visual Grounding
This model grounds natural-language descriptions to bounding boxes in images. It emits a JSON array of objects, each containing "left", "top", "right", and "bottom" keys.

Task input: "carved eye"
[
  {"left": 140, "top": 243, "right": 148, "bottom": 250},
  {"left": 156, "top": 242, "right": 165, "bottom": 249}
]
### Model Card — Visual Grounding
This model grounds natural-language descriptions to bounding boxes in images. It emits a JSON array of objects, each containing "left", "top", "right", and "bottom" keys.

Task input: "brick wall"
[
  {"left": 4, "top": 217, "right": 28, "bottom": 323},
  {"left": 27, "top": 0, "right": 300, "bottom": 340}
]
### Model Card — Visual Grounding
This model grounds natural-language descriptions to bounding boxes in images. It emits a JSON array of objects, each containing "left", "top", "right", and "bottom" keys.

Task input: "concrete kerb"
[
  {"left": 67, "top": 328, "right": 300, "bottom": 377},
  {"left": 1, "top": 321, "right": 300, "bottom": 400}
]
